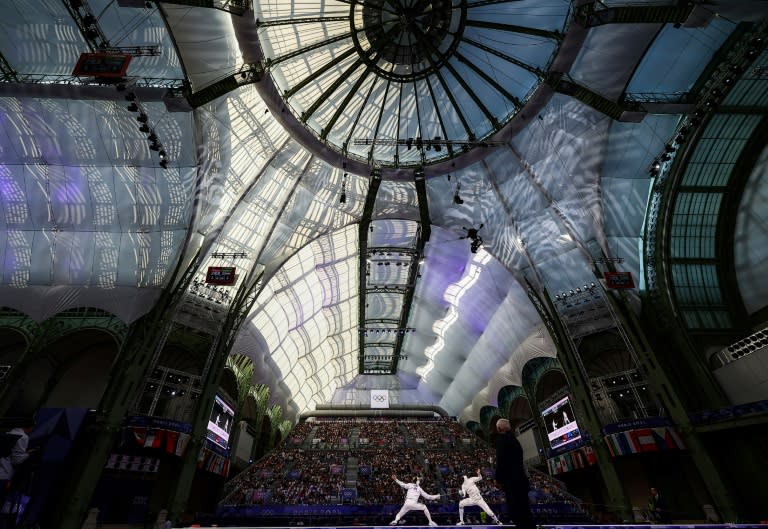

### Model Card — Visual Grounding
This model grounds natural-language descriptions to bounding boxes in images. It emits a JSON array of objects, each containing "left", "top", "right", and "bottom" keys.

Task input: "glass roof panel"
[
  {"left": 467, "top": 0, "right": 569, "bottom": 29},
  {"left": 626, "top": 18, "right": 734, "bottom": 95}
]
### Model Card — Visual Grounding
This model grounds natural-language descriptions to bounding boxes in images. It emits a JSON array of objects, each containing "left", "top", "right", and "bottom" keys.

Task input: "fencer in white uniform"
[
  {"left": 457, "top": 469, "right": 501, "bottom": 526},
  {"left": 390, "top": 474, "right": 440, "bottom": 526}
]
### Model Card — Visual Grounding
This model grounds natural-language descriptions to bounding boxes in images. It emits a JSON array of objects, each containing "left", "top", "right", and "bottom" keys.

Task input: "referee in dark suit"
[{"left": 495, "top": 419, "right": 535, "bottom": 529}]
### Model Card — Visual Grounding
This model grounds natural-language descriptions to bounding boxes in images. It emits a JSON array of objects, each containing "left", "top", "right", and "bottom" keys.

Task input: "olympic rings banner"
[{"left": 370, "top": 389, "right": 390, "bottom": 408}]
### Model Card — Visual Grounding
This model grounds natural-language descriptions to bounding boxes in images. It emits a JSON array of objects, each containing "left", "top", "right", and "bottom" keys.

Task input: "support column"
[
  {"left": 55, "top": 307, "right": 178, "bottom": 529},
  {"left": 166, "top": 284, "right": 261, "bottom": 523},
  {"left": 527, "top": 286, "right": 633, "bottom": 520},
  {"left": 165, "top": 331, "right": 235, "bottom": 523},
  {"left": 604, "top": 289, "right": 739, "bottom": 521}
]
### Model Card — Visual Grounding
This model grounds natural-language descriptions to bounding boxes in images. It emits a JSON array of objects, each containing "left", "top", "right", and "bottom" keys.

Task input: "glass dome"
[{"left": 255, "top": 0, "right": 569, "bottom": 166}]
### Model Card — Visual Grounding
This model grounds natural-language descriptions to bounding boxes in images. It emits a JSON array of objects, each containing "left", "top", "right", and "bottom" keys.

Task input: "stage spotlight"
[
  {"left": 127, "top": 103, "right": 138, "bottom": 112},
  {"left": 453, "top": 193, "right": 463, "bottom": 205}
]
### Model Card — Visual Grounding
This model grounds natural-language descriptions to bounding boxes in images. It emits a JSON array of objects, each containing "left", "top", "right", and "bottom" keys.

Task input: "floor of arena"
[{"left": 184, "top": 523, "right": 768, "bottom": 529}]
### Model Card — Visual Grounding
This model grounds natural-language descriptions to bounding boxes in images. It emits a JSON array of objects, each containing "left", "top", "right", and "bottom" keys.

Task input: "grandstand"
[{"left": 218, "top": 417, "right": 591, "bottom": 527}]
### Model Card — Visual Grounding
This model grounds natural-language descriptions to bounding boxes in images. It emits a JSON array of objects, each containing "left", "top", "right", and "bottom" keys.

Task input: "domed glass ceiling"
[{"left": 255, "top": 0, "right": 568, "bottom": 166}]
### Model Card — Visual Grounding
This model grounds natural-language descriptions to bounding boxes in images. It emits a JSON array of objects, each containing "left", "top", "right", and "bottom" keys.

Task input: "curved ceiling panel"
[{"left": 248, "top": 225, "right": 360, "bottom": 415}]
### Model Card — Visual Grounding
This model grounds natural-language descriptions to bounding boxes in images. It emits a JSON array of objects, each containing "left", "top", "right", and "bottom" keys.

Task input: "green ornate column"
[{"left": 526, "top": 286, "right": 633, "bottom": 520}]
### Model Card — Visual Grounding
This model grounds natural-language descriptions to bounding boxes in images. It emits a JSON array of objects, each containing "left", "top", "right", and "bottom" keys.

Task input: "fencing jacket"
[{"left": 395, "top": 479, "right": 440, "bottom": 503}]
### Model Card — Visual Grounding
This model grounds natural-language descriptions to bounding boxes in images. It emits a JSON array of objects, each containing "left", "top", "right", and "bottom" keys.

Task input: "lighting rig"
[
  {"left": 715, "top": 327, "right": 768, "bottom": 365},
  {"left": 122, "top": 87, "right": 170, "bottom": 168},
  {"left": 553, "top": 282, "right": 600, "bottom": 306},
  {"left": 353, "top": 137, "right": 504, "bottom": 152}
]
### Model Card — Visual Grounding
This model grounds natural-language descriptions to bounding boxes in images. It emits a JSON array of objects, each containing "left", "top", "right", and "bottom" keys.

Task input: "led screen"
[
  {"left": 207, "top": 394, "right": 235, "bottom": 449},
  {"left": 541, "top": 395, "right": 581, "bottom": 451}
]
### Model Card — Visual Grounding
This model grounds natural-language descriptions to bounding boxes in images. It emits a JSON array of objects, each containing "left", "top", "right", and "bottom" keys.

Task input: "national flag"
[
  {"left": 633, "top": 428, "right": 659, "bottom": 452},
  {"left": 132, "top": 427, "right": 148, "bottom": 446},
  {"left": 165, "top": 431, "right": 179, "bottom": 455},
  {"left": 615, "top": 432, "right": 636, "bottom": 454},
  {"left": 144, "top": 429, "right": 164, "bottom": 449}
]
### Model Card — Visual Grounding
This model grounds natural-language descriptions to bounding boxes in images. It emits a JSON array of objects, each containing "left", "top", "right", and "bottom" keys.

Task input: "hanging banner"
[
  {"left": 547, "top": 446, "right": 597, "bottom": 476},
  {"left": 198, "top": 446, "right": 230, "bottom": 477},
  {"left": 602, "top": 416, "right": 672, "bottom": 435},
  {"left": 129, "top": 426, "right": 191, "bottom": 457},
  {"left": 370, "top": 389, "right": 390, "bottom": 409},
  {"left": 604, "top": 271, "right": 635, "bottom": 289},
  {"left": 603, "top": 426, "right": 687, "bottom": 457}
]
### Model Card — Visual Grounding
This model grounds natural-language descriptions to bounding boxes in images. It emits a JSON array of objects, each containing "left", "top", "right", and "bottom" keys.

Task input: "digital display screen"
[
  {"left": 206, "top": 266, "right": 237, "bottom": 285},
  {"left": 541, "top": 395, "right": 582, "bottom": 451},
  {"left": 207, "top": 394, "right": 235, "bottom": 449},
  {"left": 604, "top": 271, "right": 635, "bottom": 289},
  {"left": 72, "top": 53, "right": 132, "bottom": 77}
]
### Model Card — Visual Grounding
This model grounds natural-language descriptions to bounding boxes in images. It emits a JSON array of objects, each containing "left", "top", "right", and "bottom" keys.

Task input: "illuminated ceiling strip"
[{"left": 417, "top": 248, "right": 492, "bottom": 380}]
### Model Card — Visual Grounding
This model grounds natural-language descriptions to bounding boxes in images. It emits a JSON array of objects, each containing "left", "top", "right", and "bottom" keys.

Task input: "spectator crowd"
[{"left": 222, "top": 417, "right": 584, "bottom": 519}]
